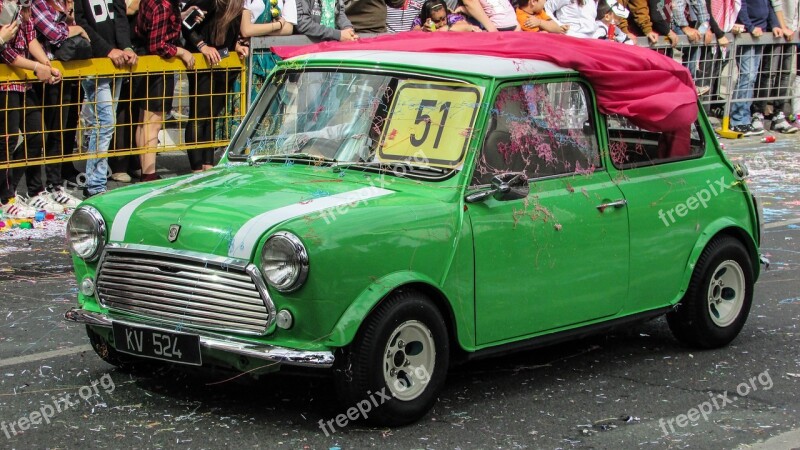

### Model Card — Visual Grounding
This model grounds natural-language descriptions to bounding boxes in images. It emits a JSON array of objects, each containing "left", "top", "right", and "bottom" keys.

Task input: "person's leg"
[
  {"left": 24, "top": 84, "right": 47, "bottom": 196},
  {"left": 184, "top": 70, "right": 210, "bottom": 172},
  {"left": 82, "top": 77, "right": 122, "bottom": 196},
  {"left": 60, "top": 81, "right": 81, "bottom": 184},
  {"left": 42, "top": 80, "right": 75, "bottom": 191},
  {"left": 109, "top": 77, "right": 132, "bottom": 180},
  {"left": 730, "top": 45, "right": 760, "bottom": 127}
]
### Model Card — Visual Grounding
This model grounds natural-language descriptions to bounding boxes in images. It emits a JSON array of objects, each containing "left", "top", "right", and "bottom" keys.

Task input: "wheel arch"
[
  {"left": 324, "top": 273, "right": 468, "bottom": 359},
  {"left": 680, "top": 220, "right": 760, "bottom": 305}
]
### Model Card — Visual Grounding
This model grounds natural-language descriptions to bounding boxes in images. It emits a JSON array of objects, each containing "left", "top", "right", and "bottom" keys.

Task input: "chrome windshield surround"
[{"left": 96, "top": 243, "right": 276, "bottom": 336}]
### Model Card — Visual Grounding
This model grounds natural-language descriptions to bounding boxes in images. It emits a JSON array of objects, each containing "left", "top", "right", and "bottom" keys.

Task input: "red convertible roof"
[{"left": 273, "top": 32, "right": 698, "bottom": 132}]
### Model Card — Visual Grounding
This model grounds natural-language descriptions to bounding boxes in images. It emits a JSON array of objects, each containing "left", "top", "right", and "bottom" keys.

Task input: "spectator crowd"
[{"left": 0, "top": 0, "right": 797, "bottom": 220}]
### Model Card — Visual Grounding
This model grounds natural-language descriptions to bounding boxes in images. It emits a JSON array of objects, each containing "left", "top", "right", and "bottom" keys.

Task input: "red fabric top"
[{"left": 273, "top": 32, "right": 698, "bottom": 132}]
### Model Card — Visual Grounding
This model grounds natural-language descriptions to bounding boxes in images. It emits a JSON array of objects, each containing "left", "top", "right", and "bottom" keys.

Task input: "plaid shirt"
[
  {"left": 0, "top": 20, "right": 38, "bottom": 93},
  {"left": 31, "top": 0, "right": 70, "bottom": 60},
  {"left": 135, "top": 0, "right": 180, "bottom": 58},
  {"left": 672, "top": 0, "right": 711, "bottom": 27}
]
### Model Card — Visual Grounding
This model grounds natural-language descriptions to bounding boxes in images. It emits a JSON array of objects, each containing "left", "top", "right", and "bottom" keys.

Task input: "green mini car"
[{"left": 65, "top": 37, "right": 762, "bottom": 425}]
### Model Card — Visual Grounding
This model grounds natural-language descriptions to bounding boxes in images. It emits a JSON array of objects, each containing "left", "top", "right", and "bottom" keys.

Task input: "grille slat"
[
  {"left": 97, "top": 250, "right": 270, "bottom": 335},
  {"left": 99, "top": 270, "right": 264, "bottom": 302}
]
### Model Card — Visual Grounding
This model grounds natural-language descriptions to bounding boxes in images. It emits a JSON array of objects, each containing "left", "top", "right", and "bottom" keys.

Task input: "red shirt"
[
  {"left": 0, "top": 19, "right": 38, "bottom": 93},
  {"left": 134, "top": 0, "right": 181, "bottom": 58}
]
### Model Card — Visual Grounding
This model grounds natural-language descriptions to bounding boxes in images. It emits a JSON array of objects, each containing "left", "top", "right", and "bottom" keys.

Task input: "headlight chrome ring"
[
  {"left": 66, "top": 207, "right": 106, "bottom": 261},
  {"left": 260, "top": 231, "right": 309, "bottom": 292}
]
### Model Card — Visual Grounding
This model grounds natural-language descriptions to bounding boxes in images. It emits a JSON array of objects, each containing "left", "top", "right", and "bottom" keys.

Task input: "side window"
[
  {"left": 473, "top": 81, "right": 601, "bottom": 186},
  {"left": 607, "top": 114, "right": 705, "bottom": 168}
]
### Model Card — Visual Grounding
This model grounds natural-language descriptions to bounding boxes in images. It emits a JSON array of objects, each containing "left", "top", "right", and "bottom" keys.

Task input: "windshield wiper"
[
  {"left": 332, "top": 160, "right": 449, "bottom": 176},
  {"left": 248, "top": 153, "right": 336, "bottom": 166}
]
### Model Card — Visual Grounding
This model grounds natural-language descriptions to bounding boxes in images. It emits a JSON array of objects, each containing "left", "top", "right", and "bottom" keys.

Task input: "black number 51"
[{"left": 410, "top": 100, "right": 451, "bottom": 149}]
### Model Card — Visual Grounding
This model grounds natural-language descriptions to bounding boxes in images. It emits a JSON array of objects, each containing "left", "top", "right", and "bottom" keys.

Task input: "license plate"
[{"left": 112, "top": 322, "right": 202, "bottom": 366}]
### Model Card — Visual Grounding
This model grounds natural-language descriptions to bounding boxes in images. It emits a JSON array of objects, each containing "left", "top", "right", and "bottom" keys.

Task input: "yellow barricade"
[{"left": 0, "top": 54, "right": 246, "bottom": 170}]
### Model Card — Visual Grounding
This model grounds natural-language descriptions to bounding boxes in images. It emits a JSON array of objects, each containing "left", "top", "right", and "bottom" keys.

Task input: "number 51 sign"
[{"left": 378, "top": 81, "right": 481, "bottom": 168}]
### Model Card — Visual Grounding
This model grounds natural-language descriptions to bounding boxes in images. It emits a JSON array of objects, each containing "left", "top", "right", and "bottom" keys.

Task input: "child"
[
  {"left": 516, "top": 0, "right": 567, "bottom": 33},
  {"left": 412, "top": 0, "right": 476, "bottom": 32},
  {"left": 592, "top": 0, "right": 633, "bottom": 44}
]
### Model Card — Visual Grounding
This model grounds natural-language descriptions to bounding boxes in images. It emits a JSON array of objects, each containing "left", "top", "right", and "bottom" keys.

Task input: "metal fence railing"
[
  {"left": 2, "top": 32, "right": 795, "bottom": 171},
  {"left": 0, "top": 54, "right": 245, "bottom": 170}
]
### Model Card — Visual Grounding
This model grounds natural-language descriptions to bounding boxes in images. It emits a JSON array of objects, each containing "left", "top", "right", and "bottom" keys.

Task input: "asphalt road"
[{"left": 0, "top": 136, "right": 798, "bottom": 450}]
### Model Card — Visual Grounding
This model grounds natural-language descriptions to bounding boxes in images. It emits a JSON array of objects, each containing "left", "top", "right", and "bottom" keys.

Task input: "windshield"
[{"left": 228, "top": 69, "right": 481, "bottom": 174}]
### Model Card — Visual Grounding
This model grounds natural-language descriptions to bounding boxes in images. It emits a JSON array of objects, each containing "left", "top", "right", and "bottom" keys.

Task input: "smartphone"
[
  {"left": 218, "top": 47, "right": 229, "bottom": 58},
  {"left": 182, "top": 8, "right": 203, "bottom": 30}
]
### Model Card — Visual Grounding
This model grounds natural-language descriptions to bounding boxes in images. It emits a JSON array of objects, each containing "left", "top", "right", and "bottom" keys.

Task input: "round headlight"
[
  {"left": 260, "top": 232, "right": 308, "bottom": 292},
  {"left": 67, "top": 207, "right": 106, "bottom": 261}
]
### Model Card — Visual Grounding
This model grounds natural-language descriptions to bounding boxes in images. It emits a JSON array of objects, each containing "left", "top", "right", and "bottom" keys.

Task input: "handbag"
[{"left": 54, "top": 35, "right": 92, "bottom": 61}]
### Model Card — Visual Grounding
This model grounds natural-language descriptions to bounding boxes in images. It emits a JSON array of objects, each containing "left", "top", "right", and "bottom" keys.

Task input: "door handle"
[{"left": 596, "top": 199, "right": 627, "bottom": 212}]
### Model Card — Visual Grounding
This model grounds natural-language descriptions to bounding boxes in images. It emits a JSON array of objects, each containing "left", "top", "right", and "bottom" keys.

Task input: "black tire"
[
  {"left": 333, "top": 289, "right": 449, "bottom": 426},
  {"left": 667, "top": 236, "right": 755, "bottom": 348}
]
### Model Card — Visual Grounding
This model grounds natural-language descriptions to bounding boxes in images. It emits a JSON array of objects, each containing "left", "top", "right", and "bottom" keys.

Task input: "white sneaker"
[
  {"left": 771, "top": 112, "right": 799, "bottom": 134},
  {"left": 26, "top": 191, "right": 67, "bottom": 214},
  {"left": 751, "top": 112, "right": 765, "bottom": 131},
  {"left": 51, "top": 188, "right": 82, "bottom": 209},
  {"left": 1, "top": 196, "right": 37, "bottom": 219}
]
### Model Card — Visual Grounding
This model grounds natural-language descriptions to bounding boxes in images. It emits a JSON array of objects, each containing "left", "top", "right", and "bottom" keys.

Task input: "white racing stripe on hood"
[
  {"left": 109, "top": 172, "right": 217, "bottom": 242},
  {"left": 229, "top": 186, "right": 394, "bottom": 259}
]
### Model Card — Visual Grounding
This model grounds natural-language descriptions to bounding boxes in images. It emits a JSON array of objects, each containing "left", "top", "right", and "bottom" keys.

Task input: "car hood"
[{"left": 94, "top": 165, "right": 396, "bottom": 260}]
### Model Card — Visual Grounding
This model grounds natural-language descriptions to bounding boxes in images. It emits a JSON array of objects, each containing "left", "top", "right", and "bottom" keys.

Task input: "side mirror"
[{"left": 466, "top": 172, "right": 529, "bottom": 203}]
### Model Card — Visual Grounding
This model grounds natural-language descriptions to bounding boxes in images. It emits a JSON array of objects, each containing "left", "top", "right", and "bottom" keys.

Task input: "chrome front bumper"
[{"left": 64, "top": 308, "right": 334, "bottom": 368}]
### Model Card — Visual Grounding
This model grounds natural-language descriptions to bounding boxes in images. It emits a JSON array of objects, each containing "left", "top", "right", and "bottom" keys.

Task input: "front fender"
[
  {"left": 677, "top": 217, "right": 760, "bottom": 305},
  {"left": 324, "top": 271, "right": 454, "bottom": 348}
]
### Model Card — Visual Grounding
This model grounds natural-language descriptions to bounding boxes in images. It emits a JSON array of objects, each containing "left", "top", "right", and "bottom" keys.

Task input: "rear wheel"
[
  {"left": 667, "top": 236, "right": 754, "bottom": 348},
  {"left": 333, "top": 289, "right": 449, "bottom": 426}
]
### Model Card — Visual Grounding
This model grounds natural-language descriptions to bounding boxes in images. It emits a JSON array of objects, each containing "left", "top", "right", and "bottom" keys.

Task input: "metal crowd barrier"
[
  {"left": 2, "top": 32, "right": 796, "bottom": 171},
  {"left": 0, "top": 54, "right": 245, "bottom": 170}
]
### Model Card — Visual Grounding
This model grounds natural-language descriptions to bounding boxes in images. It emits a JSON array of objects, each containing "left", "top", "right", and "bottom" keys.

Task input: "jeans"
[
  {"left": 81, "top": 77, "right": 122, "bottom": 194},
  {"left": 730, "top": 45, "right": 764, "bottom": 127}
]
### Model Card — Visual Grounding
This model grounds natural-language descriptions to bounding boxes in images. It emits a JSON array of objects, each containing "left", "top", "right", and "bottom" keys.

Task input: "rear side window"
[
  {"left": 606, "top": 115, "right": 705, "bottom": 168},
  {"left": 472, "top": 81, "right": 601, "bottom": 186}
]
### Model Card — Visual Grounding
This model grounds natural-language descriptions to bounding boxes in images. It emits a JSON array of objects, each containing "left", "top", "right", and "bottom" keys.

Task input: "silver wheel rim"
[
  {"left": 707, "top": 260, "right": 746, "bottom": 327},
  {"left": 383, "top": 320, "right": 436, "bottom": 401}
]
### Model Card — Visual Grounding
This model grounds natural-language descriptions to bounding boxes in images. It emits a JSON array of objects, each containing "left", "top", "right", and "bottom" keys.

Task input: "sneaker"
[
  {"left": 110, "top": 172, "right": 132, "bottom": 183},
  {"left": 696, "top": 85, "right": 711, "bottom": 96},
  {"left": 26, "top": 191, "right": 67, "bottom": 214},
  {"left": 770, "top": 112, "right": 799, "bottom": 134},
  {"left": 730, "top": 124, "right": 764, "bottom": 137},
  {"left": 751, "top": 112, "right": 765, "bottom": 131},
  {"left": 0, "top": 196, "right": 36, "bottom": 219},
  {"left": 51, "top": 187, "right": 82, "bottom": 209}
]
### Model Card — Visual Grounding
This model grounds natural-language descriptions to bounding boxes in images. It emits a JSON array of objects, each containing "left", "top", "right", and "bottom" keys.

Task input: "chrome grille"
[{"left": 96, "top": 248, "right": 271, "bottom": 335}]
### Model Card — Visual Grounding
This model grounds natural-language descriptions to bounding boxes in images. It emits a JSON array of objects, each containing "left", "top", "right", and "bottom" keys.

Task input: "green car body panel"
[{"left": 67, "top": 52, "right": 760, "bottom": 370}]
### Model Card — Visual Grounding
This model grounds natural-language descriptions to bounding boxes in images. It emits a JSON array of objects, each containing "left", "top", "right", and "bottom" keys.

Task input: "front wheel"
[
  {"left": 667, "top": 236, "right": 755, "bottom": 348},
  {"left": 333, "top": 290, "right": 449, "bottom": 426}
]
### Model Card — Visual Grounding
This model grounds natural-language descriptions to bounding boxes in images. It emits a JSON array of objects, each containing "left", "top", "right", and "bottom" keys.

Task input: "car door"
[
  {"left": 603, "top": 114, "right": 710, "bottom": 312},
  {"left": 468, "top": 80, "right": 630, "bottom": 345}
]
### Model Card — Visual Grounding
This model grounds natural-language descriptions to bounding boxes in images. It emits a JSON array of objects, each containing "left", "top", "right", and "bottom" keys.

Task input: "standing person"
[
  {"left": 0, "top": 0, "right": 63, "bottom": 218},
  {"left": 28, "top": 0, "right": 87, "bottom": 211},
  {"left": 240, "top": 0, "right": 296, "bottom": 101},
  {"left": 751, "top": 0, "right": 797, "bottom": 133},
  {"left": 729, "top": 0, "right": 783, "bottom": 136},
  {"left": 593, "top": 0, "right": 633, "bottom": 42},
  {"left": 133, "top": 0, "right": 195, "bottom": 182},
  {"left": 462, "top": 0, "right": 519, "bottom": 31},
  {"left": 343, "top": 0, "right": 406, "bottom": 33},
  {"left": 545, "top": 0, "right": 598, "bottom": 37},
  {"left": 295, "top": 0, "right": 359, "bottom": 41},
  {"left": 182, "top": 0, "right": 249, "bottom": 172},
  {"left": 74, "top": 0, "right": 138, "bottom": 197}
]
